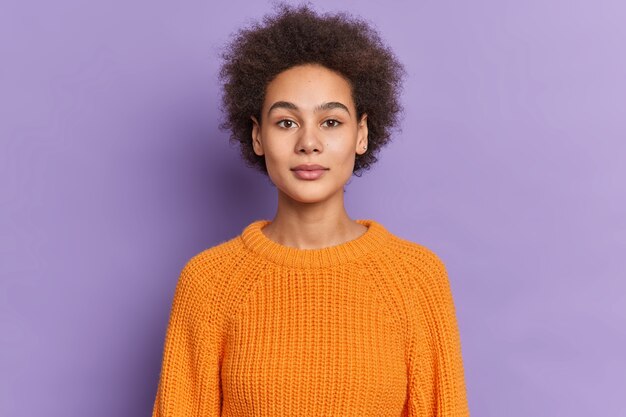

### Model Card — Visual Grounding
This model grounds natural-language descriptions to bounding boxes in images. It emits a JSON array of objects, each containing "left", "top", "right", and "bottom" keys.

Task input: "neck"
[{"left": 262, "top": 188, "right": 367, "bottom": 250}]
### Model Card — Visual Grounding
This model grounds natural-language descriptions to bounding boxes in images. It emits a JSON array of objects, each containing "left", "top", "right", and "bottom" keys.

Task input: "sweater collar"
[{"left": 240, "top": 219, "right": 392, "bottom": 268}]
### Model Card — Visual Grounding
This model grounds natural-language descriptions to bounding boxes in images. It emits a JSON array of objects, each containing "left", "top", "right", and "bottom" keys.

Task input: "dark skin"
[
  {"left": 250, "top": 64, "right": 369, "bottom": 249},
  {"left": 218, "top": 4, "right": 405, "bottom": 178}
]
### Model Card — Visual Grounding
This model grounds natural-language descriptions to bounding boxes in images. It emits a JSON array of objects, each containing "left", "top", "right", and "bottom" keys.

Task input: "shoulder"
[
  {"left": 174, "top": 234, "right": 246, "bottom": 301},
  {"left": 382, "top": 235, "right": 460, "bottom": 330},
  {"left": 385, "top": 232, "right": 448, "bottom": 271},
  {"left": 184, "top": 235, "right": 244, "bottom": 273},
  {"left": 383, "top": 233, "right": 450, "bottom": 290}
]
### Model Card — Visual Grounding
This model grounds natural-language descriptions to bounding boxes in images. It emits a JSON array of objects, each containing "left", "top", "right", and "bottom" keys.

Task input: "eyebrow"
[{"left": 267, "top": 101, "right": 351, "bottom": 117}]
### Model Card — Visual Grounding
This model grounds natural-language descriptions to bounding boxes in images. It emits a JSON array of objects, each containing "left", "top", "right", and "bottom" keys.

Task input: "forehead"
[{"left": 263, "top": 64, "right": 355, "bottom": 110}]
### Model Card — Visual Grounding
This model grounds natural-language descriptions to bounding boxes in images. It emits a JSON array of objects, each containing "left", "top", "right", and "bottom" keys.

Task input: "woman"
[{"left": 152, "top": 4, "right": 469, "bottom": 416}]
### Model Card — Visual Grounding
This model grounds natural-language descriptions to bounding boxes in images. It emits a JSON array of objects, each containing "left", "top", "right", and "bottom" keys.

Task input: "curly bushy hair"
[{"left": 218, "top": 2, "right": 405, "bottom": 177}]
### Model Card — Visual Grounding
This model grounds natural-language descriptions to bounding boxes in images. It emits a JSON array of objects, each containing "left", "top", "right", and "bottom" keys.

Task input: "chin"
[
  {"left": 279, "top": 186, "right": 336, "bottom": 204},
  {"left": 288, "top": 192, "right": 330, "bottom": 204}
]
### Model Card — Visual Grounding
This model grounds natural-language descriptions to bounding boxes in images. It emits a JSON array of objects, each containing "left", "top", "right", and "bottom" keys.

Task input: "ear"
[
  {"left": 251, "top": 116, "right": 264, "bottom": 156},
  {"left": 355, "top": 113, "right": 369, "bottom": 156}
]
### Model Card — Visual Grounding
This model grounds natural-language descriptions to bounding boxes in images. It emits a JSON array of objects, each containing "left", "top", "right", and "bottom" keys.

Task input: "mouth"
[
  {"left": 291, "top": 167, "right": 328, "bottom": 180},
  {"left": 291, "top": 164, "right": 329, "bottom": 171}
]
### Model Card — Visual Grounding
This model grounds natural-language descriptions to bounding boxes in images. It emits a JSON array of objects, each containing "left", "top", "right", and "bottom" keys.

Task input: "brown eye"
[
  {"left": 277, "top": 119, "right": 297, "bottom": 129},
  {"left": 323, "top": 119, "right": 342, "bottom": 128}
]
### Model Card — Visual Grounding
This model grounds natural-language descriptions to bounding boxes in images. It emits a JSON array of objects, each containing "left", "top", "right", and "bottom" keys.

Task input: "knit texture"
[{"left": 152, "top": 219, "right": 469, "bottom": 417}]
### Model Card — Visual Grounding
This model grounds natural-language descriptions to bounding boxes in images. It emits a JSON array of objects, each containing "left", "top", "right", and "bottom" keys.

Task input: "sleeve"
[
  {"left": 151, "top": 258, "right": 223, "bottom": 417},
  {"left": 405, "top": 250, "right": 470, "bottom": 417}
]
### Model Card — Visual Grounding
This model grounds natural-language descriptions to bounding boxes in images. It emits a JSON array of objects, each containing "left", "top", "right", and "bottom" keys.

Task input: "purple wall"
[{"left": 2, "top": 0, "right": 625, "bottom": 416}]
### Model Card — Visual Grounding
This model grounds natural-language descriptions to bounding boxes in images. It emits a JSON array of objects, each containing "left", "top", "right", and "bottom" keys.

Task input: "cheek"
[
  {"left": 262, "top": 144, "right": 292, "bottom": 180},
  {"left": 264, "top": 144, "right": 291, "bottom": 165},
  {"left": 326, "top": 139, "right": 356, "bottom": 160},
  {"left": 260, "top": 132, "right": 288, "bottom": 157},
  {"left": 341, "top": 152, "right": 357, "bottom": 170}
]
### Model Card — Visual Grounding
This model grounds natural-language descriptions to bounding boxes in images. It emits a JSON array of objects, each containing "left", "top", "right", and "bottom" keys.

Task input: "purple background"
[{"left": 2, "top": 0, "right": 625, "bottom": 416}]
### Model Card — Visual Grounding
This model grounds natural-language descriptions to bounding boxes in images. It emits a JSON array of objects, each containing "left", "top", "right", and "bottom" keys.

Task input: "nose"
[{"left": 295, "top": 123, "right": 323, "bottom": 154}]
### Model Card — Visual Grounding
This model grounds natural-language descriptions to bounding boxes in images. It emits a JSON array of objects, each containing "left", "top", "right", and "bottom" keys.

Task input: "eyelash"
[
  {"left": 276, "top": 119, "right": 342, "bottom": 129},
  {"left": 323, "top": 119, "right": 342, "bottom": 128},
  {"left": 276, "top": 119, "right": 296, "bottom": 129}
]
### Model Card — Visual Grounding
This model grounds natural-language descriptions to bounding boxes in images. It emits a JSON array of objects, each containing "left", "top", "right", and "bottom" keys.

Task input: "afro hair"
[{"left": 218, "top": 2, "right": 405, "bottom": 177}]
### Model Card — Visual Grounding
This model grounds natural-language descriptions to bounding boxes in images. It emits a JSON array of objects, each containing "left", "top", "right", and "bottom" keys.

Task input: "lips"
[{"left": 291, "top": 164, "right": 329, "bottom": 171}]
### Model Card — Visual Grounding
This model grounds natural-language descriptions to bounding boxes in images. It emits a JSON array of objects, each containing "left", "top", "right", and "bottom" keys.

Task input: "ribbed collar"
[{"left": 240, "top": 219, "right": 392, "bottom": 268}]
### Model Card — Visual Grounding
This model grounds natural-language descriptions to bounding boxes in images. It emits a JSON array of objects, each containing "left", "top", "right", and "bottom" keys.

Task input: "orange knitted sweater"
[{"left": 152, "top": 219, "right": 469, "bottom": 417}]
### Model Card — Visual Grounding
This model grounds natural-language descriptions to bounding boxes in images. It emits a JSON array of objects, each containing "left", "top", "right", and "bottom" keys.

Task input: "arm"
[
  {"left": 152, "top": 258, "right": 223, "bottom": 417},
  {"left": 406, "top": 250, "right": 470, "bottom": 417}
]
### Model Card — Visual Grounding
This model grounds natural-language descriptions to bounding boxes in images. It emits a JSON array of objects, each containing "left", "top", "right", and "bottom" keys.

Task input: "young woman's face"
[{"left": 251, "top": 64, "right": 368, "bottom": 204}]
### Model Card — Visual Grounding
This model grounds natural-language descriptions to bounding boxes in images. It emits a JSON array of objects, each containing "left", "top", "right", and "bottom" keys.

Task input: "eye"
[
  {"left": 322, "top": 119, "right": 342, "bottom": 128},
  {"left": 277, "top": 119, "right": 297, "bottom": 129}
]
